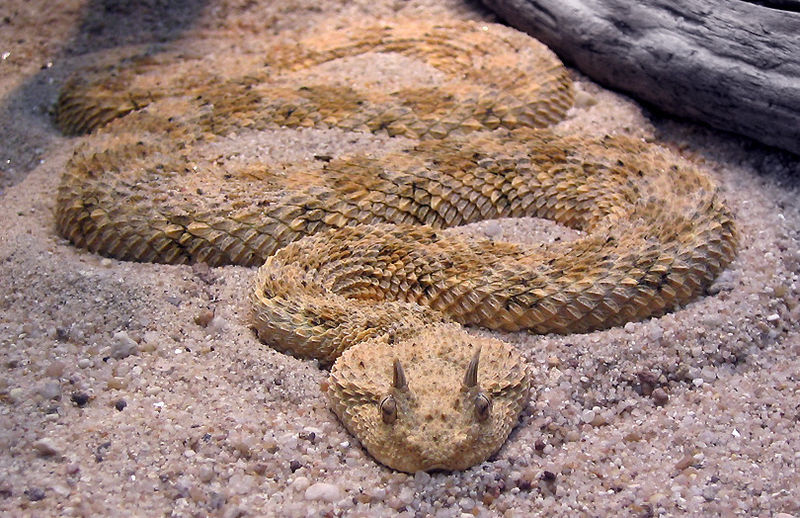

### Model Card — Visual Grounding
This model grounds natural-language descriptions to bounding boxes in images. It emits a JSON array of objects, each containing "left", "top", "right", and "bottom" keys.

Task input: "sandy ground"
[{"left": 1, "top": 0, "right": 799, "bottom": 516}]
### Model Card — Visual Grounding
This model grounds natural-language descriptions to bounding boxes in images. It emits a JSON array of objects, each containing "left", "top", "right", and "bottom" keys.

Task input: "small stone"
[
  {"left": 45, "top": 360, "right": 66, "bottom": 378},
  {"left": 36, "top": 381, "right": 61, "bottom": 400},
  {"left": 674, "top": 454, "right": 695, "bottom": 471},
  {"left": 197, "top": 465, "right": 214, "bottom": 483},
  {"left": 289, "top": 460, "right": 302, "bottom": 472},
  {"left": 292, "top": 476, "right": 310, "bottom": 491},
  {"left": 77, "top": 358, "right": 92, "bottom": 369},
  {"left": 580, "top": 409, "right": 596, "bottom": 424},
  {"left": 414, "top": 470, "right": 431, "bottom": 485},
  {"left": 624, "top": 322, "right": 636, "bottom": 333},
  {"left": 114, "top": 399, "right": 127, "bottom": 411},
  {"left": 207, "top": 316, "right": 227, "bottom": 336},
  {"left": 194, "top": 309, "right": 214, "bottom": 327},
  {"left": 33, "top": 438, "right": 60, "bottom": 457},
  {"left": 647, "top": 324, "right": 664, "bottom": 341},
  {"left": 263, "top": 439, "right": 279, "bottom": 454},
  {"left": 230, "top": 434, "right": 253, "bottom": 458},
  {"left": 304, "top": 482, "right": 342, "bottom": 502},
  {"left": 483, "top": 220, "right": 502, "bottom": 238},
  {"left": 111, "top": 331, "right": 139, "bottom": 359},
  {"left": 766, "top": 313, "right": 780, "bottom": 322},
  {"left": 398, "top": 486, "right": 414, "bottom": 505},
  {"left": 107, "top": 377, "right": 126, "bottom": 390},
  {"left": 100, "top": 258, "right": 113, "bottom": 268},
  {"left": 24, "top": 487, "right": 45, "bottom": 501},
  {"left": 624, "top": 431, "right": 642, "bottom": 442},
  {"left": 692, "top": 378, "right": 704, "bottom": 388},
  {"left": 651, "top": 388, "right": 669, "bottom": 406},
  {"left": 71, "top": 391, "right": 90, "bottom": 407},
  {"left": 7, "top": 387, "right": 24, "bottom": 403},
  {"left": 574, "top": 89, "right": 597, "bottom": 108}
]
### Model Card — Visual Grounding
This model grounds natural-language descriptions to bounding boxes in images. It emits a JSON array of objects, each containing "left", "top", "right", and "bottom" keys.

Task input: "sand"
[{"left": 1, "top": 0, "right": 799, "bottom": 516}]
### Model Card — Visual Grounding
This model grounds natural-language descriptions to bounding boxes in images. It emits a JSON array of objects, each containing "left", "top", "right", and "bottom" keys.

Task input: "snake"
[{"left": 53, "top": 19, "right": 737, "bottom": 472}]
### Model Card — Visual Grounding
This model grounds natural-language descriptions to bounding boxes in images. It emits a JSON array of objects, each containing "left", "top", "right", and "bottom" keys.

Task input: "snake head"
[{"left": 328, "top": 324, "right": 530, "bottom": 472}]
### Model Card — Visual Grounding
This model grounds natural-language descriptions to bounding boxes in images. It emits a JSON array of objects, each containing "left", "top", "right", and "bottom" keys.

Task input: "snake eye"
[
  {"left": 380, "top": 395, "right": 397, "bottom": 424},
  {"left": 475, "top": 392, "right": 491, "bottom": 422}
]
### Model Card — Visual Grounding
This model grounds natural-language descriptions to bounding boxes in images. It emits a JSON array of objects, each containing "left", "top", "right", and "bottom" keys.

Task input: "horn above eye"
[
  {"left": 393, "top": 359, "right": 407, "bottom": 390},
  {"left": 464, "top": 347, "right": 481, "bottom": 387}
]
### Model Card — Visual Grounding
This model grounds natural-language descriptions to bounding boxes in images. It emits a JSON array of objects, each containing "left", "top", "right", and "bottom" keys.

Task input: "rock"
[
  {"left": 651, "top": 387, "right": 669, "bottom": 406},
  {"left": 414, "top": 470, "right": 431, "bottom": 485},
  {"left": 197, "top": 465, "right": 214, "bottom": 483},
  {"left": 481, "top": 0, "right": 800, "bottom": 155},
  {"left": 194, "top": 309, "right": 214, "bottom": 327},
  {"left": 32, "top": 438, "right": 60, "bottom": 457},
  {"left": 70, "top": 391, "right": 90, "bottom": 407},
  {"left": 24, "top": 488, "right": 46, "bottom": 501},
  {"left": 304, "top": 482, "right": 341, "bottom": 502},
  {"left": 7, "top": 387, "right": 24, "bottom": 403},
  {"left": 292, "top": 476, "right": 310, "bottom": 492},
  {"left": 36, "top": 381, "right": 61, "bottom": 400},
  {"left": 44, "top": 360, "right": 66, "bottom": 378},
  {"left": 111, "top": 331, "right": 139, "bottom": 359},
  {"left": 483, "top": 220, "right": 502, "bottom": 238}
]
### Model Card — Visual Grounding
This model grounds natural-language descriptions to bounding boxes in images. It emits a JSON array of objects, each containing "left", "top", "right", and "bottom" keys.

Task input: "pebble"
[
  {"left": 292, "top": 476, "right": 310, "bottom": 491},
  {"left": 206, "top": 316, "right": 227, "bottom": 336},
  {"left": 114, "top": 399, "right": 127, "bottom": 411},
  {"left": 7, "top": 387, "right": 24, "bottom": 403},
  {"left": 111, "top": 331, "right": 139, "bottom": 359},
  {"left": 304, "top": 482, "right": 341, "bottom": 502},
  {"left": 624, "top": 322, "right": 636, "bottom": 333},
  {"left": 398, "top": 486, "right": 415, "bottom": 505},
  {"left": 648, "top": 324, "right": 664, "bottom": 341},
  {"left": 77, "top": 358, "right": 92, "bottom": 369},
  {"left": 24, "top": 487, "right": 45, "bottom": 501},
  {"left": 194, "top": 309, "right": 214, "bottom": 327},
  {"left": 651, "top": 388, "right": 669, "bottom": 406},
  {"left": 44, "top": 360, "right": 66, "bottom": 378},
  {"left": 414, "top": 470, "right": 431, "bottom": 485},
  {"left": 573, "top": 89, "right": 598, "bottom": 108},
  {"left": 197, "top": 465, "right": 214, "bottom": 483},
  {"left": 36, "top": 381, "right": 61, "bottom": 400},
  {"left": 70, "top": 392, "right": 90, "bottom": 407},
  {"left": 483, "top": 220, "right": 502, "bottom": 238},
  {"left": 32, "top": 438, "right": 60, "bottom": 457},
  {"left": 107, "top": 377, "right": 126, "bottom": 390}
]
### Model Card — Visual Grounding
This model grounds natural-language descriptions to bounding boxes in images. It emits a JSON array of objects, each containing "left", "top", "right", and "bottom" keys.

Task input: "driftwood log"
[{"left": 481, "top": 0, "right": 800, "bottom": 155}]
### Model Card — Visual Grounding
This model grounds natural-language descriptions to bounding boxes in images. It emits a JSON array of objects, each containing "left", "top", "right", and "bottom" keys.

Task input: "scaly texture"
[{"left": 54, "top": 19, "right": 736, "bottom": 472}]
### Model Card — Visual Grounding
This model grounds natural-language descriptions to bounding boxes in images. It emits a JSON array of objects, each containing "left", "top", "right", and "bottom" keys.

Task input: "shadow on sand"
[{"left": 0, "top": 0, "right": 209, "bottom": 193}]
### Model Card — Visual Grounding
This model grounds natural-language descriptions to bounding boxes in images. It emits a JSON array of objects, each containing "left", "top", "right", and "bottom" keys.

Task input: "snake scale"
[{"left": 53, "top": 19, "right": 736, "bottom": 472}]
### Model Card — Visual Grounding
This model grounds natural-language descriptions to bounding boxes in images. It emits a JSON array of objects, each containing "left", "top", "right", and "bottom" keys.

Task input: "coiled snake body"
[{"left": 54, "top": 19, "right": 736, "bottom": 472}]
